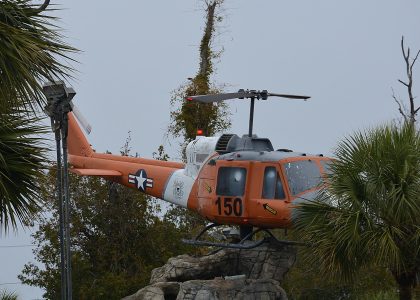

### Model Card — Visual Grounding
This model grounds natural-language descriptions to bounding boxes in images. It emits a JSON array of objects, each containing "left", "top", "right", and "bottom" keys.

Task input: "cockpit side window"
[
  {"left": 216, "top": 167, "right": 247, "bottom": 196},
  {"left": 284, "top": 160, "right": 322, "bottom": 196},
  {"left": 262, "top": 166, "right": 285, "bottom": 200}
]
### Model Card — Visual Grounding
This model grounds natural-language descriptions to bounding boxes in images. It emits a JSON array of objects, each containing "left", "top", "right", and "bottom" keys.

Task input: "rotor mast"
[
  {"left": 243, "top": 89, "right": 269, "bottom": 137},
  {"left": 248, "top": 97, "right": 255, "bottom": 137}
]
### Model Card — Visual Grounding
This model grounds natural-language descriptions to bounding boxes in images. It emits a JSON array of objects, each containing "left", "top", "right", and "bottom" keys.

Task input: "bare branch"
[
  {"left": 399, "top": 36, "right": 419, "bottom": 123},
  {"left": 409, "top": 49, "right": 420, "bottom": 75},
  {"left": 401, "top": 36, "right": 408, "bottom": 60},
  {"left": 392, "top": 87, "right": 408, "bottom": 122},
  {"left": 398, "top": 79, "right": 409, "bottom": 87}
]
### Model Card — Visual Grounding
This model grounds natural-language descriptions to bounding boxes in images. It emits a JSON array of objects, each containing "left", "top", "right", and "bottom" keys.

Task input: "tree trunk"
[
  {"left": 394, "top": 271, "right": 415, "bottom": 300},
  {"left": 398, "top": 282, "right": 412, "bottom": 300}
]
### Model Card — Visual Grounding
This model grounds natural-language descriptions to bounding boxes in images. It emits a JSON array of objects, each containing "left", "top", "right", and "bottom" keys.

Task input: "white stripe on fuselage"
[{"left": 162, "top": 169, "right": 194, "bottom": 207}]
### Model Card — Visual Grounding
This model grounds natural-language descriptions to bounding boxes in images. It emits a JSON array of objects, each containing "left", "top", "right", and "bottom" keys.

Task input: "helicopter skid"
[
  {"left": 182, "top": 224, "right": 307, "bottom": 250},
  {"left": 182, "top": 237, "right": 267, "bottom": 249}
]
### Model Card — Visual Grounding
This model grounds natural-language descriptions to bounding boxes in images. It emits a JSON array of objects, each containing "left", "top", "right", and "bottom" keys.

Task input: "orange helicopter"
[{"left": 66, "top": 89, "right": 331, "bottom": 249}]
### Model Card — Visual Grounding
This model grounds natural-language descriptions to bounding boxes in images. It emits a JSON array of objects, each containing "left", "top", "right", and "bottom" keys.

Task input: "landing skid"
[{"left": 182, "top": 223, "right": 307, "bottom": 250}]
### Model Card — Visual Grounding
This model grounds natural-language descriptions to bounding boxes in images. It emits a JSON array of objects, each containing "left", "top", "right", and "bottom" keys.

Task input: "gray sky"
[{"left": 1, "top": 1, "right": 420, "bottom": 298}]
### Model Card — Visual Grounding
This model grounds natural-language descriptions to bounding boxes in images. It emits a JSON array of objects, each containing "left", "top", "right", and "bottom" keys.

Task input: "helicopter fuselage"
[
  {"left": 191, "top": 151, "right": 329, "bottom": 228},
  {"left": 67, "top": 113, "right": 330, "bottom": 229}
]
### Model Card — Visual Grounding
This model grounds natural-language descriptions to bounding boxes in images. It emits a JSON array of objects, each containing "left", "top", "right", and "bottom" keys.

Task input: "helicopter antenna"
[{"left": 186, "top": 89, "right": 310, "bottom": 137}]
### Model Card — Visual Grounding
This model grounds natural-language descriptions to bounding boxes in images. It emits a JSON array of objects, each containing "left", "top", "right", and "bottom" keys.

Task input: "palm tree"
[
  {"left": 0, "top": 111, "right": 47, "bottom": 230},
  {"left": 0, "top": 0, "right": 76, "bottom": 231},
  {"left": 0, "top": 0, "right": 75, "bottom": 111},
  {"left": 0, "top": 289, "right": 18, "bottom": 300},
  {"left": 295, "top": 122, "right": 420, "bottom": 300}
]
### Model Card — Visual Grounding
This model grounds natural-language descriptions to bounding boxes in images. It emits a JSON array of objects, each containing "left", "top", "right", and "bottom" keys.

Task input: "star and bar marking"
[{"left": 128, "top": 169, "right": 153, "bottom": 191}]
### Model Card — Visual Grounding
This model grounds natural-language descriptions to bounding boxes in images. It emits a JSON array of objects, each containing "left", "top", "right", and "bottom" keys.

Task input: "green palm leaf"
[
  {"left": 0, "top": 110, "right": 47, "bottom": 231},
  {"left": 295, "top": 122, "right": 420, "bottom": 298},
  {"left": 0, "top": 1, "right": 76, "bottom": 232},
  {"left": 0, "top": 0, "right": 77, "bottom": 112}
]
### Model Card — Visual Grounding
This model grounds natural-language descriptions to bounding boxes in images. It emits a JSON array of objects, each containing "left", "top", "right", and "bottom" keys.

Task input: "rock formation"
[{"left": 123, "top": 240, "right": 296, "bottom": 300}]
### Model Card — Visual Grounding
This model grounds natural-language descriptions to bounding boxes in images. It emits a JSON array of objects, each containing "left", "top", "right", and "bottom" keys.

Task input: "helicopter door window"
[
  {"left": 262, "top": 167, "right": 285, "bottom": 200},
  {"left": 216, "top": 167, "right": 247, "bottom": 196},
  {"left": 284, "top": 160, "right": 322, "bottom": 195}
]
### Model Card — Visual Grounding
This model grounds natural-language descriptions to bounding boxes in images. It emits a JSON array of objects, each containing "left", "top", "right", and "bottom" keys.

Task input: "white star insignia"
[{"left": 135, "top": 170, "right": 147, "bottom": 191}]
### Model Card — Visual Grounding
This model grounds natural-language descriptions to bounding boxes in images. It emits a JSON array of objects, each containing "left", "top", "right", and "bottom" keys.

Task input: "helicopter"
[{"left": 66, "top": 89, "right": 331, "bottom": 249}]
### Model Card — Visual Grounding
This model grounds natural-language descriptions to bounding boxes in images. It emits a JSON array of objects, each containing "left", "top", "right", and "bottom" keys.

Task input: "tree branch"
[
  {"left": 398, "top": 79, "right": 409, "bottom": 87},
  {"left": 392, "top": 88, "right": 408, "bottom": 122},
  {"left": 398, "top": 36, "right": 418, "bottom": 123},
  {"left": 409, "top": 49, "right": 420, "bottom": 75},
  {"left": 401, "top": 36, "right": 408, "bottom": 61}
]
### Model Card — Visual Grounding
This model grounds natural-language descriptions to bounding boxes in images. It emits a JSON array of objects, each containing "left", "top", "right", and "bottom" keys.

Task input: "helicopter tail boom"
[
  {"left": 68, "top": 112, "right": 184, "bottom": 169},
  {"left": 68, "top": 112, "right": 94, "bottom": 157},
  {"left": 67, "top": 111, "right": 192, "bottom": 207}
]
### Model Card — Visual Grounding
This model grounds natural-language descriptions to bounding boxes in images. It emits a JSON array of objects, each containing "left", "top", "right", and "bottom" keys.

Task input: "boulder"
[
  {"left": 150, "top": 242, "right": 296, "bottom": 284},
  {"left": 124, "top": 241, "right": 295, "bottom": 299},
  {"left": 178, "top": 278, "right": 287, "bottom": 300},
  {"left": 122, "top": 282, "right": 180, "bottom": 300},
  {"left": 123, "top": 278, "right": 287, "bottom": 300}
]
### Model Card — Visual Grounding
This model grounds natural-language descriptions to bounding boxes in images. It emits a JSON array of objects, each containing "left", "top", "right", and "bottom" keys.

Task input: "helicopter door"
[
  {"left": 213, "top": 162, "right": 250, "bottom": 224},
  {"left": 197, "top": 161, "right": 217, "bottom": 218},
  {"left": 252, "top": 164, "right": 289, "bottom": 227}
]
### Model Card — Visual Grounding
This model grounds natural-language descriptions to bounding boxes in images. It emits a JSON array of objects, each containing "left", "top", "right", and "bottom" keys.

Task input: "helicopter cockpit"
[
  {"left": 182, "top": 89, "right": 331, "bottom": 247},
  {"left": 214, "top": 146, "right": 328, "bottom": 201},
  {"left": 192, "top": 133, "right": 330, "bottom": 229}
]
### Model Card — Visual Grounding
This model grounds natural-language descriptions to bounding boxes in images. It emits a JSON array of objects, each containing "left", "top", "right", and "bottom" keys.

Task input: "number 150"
[{"left": 215, "top": 197, "right": 242, "bottom": 216}]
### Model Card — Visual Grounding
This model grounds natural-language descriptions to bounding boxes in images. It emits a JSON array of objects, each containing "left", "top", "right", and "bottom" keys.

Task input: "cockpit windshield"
[{"left": 284, "top": 160, "right": 322, "bottom": 196}]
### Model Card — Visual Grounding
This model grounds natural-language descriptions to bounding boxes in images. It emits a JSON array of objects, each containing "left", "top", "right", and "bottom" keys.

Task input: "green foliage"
[
  {"left": 0, "top": 290, "right": 18, "bottom": 300},
  {"left": 0, "top": 0, "right": 76, "bottom": 112},
  {"left": 0, "top": 0, "right": 74, "bottom": 231},
  {"left": 168, "top": 0, "right": 230, "bottom": 145},
  {"left": 19, "top": 166, "right": 192, "bottom": 300},
  {"left": 152, "top": 145, "right": 169, "bottom": 161},
  {"left": 357, "top": 290, "right": 399, "bottom": 300},
  {"left": 295, "top": 122, "right": 420, "bottom": 299},
  {"left": 167, "top": 1, "right": 230, "bottom": 237},
  {"left": 163, "top": 204, "right": 210, "bottom": 254},
  {"left": 283, "top": 241, "right": 397, "bottom": 299},
  {"left": 0, "top": 110, "right": 47, "bottom": 232},
  {"left": 169, "top": 83, "right": 231, "bottom": 144}
]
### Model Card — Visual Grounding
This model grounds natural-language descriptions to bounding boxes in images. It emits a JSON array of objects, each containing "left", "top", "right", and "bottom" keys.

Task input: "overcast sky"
[{"left": 1, "top": 1, "right": 420, "bottom": 299}]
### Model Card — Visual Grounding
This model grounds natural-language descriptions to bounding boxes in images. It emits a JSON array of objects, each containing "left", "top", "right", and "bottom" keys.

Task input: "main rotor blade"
[
  {"left": 187, "top": 92, "right": 246, "bottom": 103},
  {"left": 267, "top": 93, "right": 310, "bottom": 100},
  {"left": 188, "top": 90, "right": 311, "bottom": 103}
]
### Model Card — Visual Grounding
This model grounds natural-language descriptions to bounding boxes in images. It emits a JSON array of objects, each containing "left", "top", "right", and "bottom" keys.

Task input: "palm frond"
[
  {"left": 0, "top": 0, "right": 77, "bottom": 112},
  {"left": 0, "top": 110, "right": 47, "bottom": 232},
  {"left": 295, "top": 122, "right": 420, "bottom": 281}
]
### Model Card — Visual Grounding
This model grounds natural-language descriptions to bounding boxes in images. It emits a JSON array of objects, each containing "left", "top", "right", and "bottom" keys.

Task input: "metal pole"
[
  {"left": 248, "top": 97, "right": 255, "bottom": 137},
  {"left": 43, "top": 82, "right": 75, "bottom": 300},
  {"left": 54, "top": 127, "right": 67, "bottom": 300},
  {"left": 61, "top": 115, "right": 72, "bottom": 300}
]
